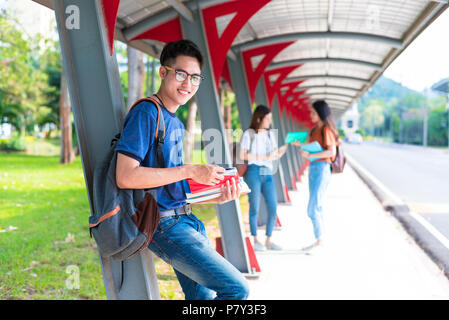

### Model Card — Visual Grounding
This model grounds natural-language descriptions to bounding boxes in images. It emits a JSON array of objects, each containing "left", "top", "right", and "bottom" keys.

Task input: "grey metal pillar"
[
  {"left": 180, "top": 9, "right": 251, "bottom": 273},
  {"left": 281, "top": 108, "right": 299, "bottom": 189},
  {"left": 255, "top": 80, "right": 290, "bottom": 204},
  {"left": 227, "top": 55, "right": 268, "bottom": 226},
  {"left": 272, "top": 99, "right": 295, "bottom": 190},
  {"left": 53, "top": 0, "right": 159, "bottom": 299},
  {"left": 293, "top": 119, "right": 305, "bottom": 176},
  {"left": 296, "top": 122, "right": 307, "bottom": 173},
  {"left": 286, "top": 115, "right": 300, "bottom": 181},
  {"left": 227, "top": 55, "right": 252, "bottom": 130}
]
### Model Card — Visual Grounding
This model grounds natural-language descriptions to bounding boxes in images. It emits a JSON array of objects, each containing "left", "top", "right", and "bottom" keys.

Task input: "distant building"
[{"left": 340, "top": 103, "right": 360, "bottom": 134}]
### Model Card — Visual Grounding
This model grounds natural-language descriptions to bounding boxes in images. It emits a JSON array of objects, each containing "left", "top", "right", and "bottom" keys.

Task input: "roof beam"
[
  {"left": 122, "top": 0, "right": 238, "bottom": 60},
  {"left": 295, "top": 85, "right": 361, "bottom": 92},
  {"left": 300, "top": 92, "right": 356, "bottom": 100},
  {"left": 122, "top": 0, "right": 231, "bottom": 41},
  {"left": 316, "top": 97, "right": 351, "bottom": 105},
  {"left": 122, "top": 8, "right": 178, "bottom": 41},
  {"left": 166, "top": 0, "right": 194, "bottom": 22},
  {"left": 304, "top": 96, "right": 352, "bottom": 105},
  {"left": 267, "top": 57, "right": 382, "bottom": 71},
  {"left": 286, "top": 74, "right": 370, "bottom": 84},
  {"left": 233, "top": 31, "right": 403, "bottom": 52}
]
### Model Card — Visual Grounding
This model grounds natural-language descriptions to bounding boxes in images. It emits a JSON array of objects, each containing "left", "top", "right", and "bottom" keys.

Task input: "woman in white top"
[{"left": 240, "top": 105, "right": 287, "bottom": 251}]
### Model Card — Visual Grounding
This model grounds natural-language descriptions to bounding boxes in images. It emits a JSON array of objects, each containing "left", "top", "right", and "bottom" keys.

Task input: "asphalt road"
[{"left": 344, "top": 140, "right": 449, "bottom": 241}]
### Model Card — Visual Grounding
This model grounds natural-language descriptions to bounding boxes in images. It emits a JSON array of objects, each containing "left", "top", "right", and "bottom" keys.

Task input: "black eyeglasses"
[{"left": 164, "top": 66, "right": 204, "bottom": 86}]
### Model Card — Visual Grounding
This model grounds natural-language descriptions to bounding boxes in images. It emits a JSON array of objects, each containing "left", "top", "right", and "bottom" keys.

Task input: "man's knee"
[
  {"left": 232, "top": 278, "right": 250, "bottom": 300},
  {"left": 218, "top": 276, "right": 250, "bottom": 300}
]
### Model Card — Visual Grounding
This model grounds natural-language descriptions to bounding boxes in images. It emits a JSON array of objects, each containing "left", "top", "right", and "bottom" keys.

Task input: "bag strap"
[
  {"left": 128, "top": 96, "right": 165, "bottom": 142},
  {"left": 321, "top": 125, "right": 339, "bottom": 163},
  {"left": 127, "top": 96, "right": 175, "bottom": 200}
]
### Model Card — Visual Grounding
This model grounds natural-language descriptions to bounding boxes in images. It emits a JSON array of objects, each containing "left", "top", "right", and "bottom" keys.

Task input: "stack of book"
[{"left": 185, "top": 167, "right": 251, "bottom": 204}]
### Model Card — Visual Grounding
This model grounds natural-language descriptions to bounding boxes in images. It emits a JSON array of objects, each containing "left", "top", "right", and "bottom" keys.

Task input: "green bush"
[{"left": 0, "top": 137, "right": 27, "bottom": 151}]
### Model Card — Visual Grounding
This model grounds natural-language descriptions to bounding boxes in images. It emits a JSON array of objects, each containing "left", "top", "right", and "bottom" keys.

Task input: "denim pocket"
[{"left": 158, "top": 215, "right": 181, "bottom": 233}]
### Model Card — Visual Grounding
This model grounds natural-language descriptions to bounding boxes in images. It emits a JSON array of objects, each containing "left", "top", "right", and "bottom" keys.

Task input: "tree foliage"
[
  {"left": 0, "top": 13, "right": 52, "bottom": 135},
  {"left": 358, "top": 76, "right": 448, "bottom": 146}
]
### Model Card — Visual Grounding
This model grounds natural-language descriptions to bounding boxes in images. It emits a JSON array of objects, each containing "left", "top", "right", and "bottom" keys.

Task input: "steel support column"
[
  {"left": 286, "top": 114, "right": 300, "bottom": 181},
  {"left": 290, "top": 116, "right": 302, "bottom": 180},
  {"left": 255, "top": 80, "right": 290, "bottom": 204},
  {"left": 272, "top": 98, "right": 295, "bottom": 191},
  {"left": 53, "top": 0, "right": 159, "bottom": 299},
  {"left": 180, "top": 8, "right": 251, "bottom": 273}
]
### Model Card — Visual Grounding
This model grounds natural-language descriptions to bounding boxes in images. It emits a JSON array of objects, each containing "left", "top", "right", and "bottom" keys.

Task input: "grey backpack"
[{"left": 89, "top": 97, "right": 173, "bottom": 261}]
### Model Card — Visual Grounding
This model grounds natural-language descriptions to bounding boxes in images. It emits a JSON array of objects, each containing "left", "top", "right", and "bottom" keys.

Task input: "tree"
[
  {"left": 0, "top": 13, "right": 51, "bottom": 136},
  {"left": 59, "top": 67, "right": 74, "bottom": 163},
  {"left": 127, "top": 46, "right": 145, "bottom": 109},
  {"left": 360, "top": 100, "right": 385, "bottom": 136}
]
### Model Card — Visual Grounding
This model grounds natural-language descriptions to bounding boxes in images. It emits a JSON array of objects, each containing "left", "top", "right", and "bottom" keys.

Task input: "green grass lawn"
[{"left": 0, "top": 140, "right": 249, "bottom": 300}]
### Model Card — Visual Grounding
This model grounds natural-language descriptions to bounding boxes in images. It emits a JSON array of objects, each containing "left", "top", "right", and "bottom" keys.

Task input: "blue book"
[{"left": 300, "top": 141, "right": 323, "bottom": 162}]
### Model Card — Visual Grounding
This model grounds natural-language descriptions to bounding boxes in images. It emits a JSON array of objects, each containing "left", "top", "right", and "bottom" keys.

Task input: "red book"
[{"left": 186, "top": 175, "right": 239, "bottom": 197}]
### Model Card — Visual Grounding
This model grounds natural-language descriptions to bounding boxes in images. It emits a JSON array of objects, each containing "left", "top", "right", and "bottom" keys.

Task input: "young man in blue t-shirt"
[{"left": 115, "top": 40, "right": 249, "bottom": 300}]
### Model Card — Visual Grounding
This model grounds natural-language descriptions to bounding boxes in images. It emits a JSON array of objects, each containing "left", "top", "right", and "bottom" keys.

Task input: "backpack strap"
[
  {"left": 128, "top": 96, "right": 165, "bottom": 142},
  {"left": 127, "top": 96, "right": 176, "bottom": 200},
  {"left": 321, "top": 125, "right": 338, "bottom": 163}
]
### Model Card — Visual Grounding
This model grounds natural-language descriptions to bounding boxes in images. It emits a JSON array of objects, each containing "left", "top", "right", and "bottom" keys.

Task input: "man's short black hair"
[{"left": 159, "top": 39, "right": 204, "bottom": 69}]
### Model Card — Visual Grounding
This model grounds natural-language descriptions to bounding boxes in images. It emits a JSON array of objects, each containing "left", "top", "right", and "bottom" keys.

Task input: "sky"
[
  {"left": 1, "top": 0, "right": 449, "bottom": 93},
  {"left": 383, "top": 8, "right": 449, "bottom": 93}
]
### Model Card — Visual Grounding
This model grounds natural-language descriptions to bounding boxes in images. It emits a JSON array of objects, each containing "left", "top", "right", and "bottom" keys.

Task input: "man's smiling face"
[{"left": 159, "top": 55, "right": 202, "bottom": 108}]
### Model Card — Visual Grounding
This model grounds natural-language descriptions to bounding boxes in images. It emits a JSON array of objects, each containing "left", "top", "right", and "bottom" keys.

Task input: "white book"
[
  {"left": 186, "top": 187, "right": 222, "bottom": 199},
  {"left": 186, "top": 193, "right": 221, "bottom": 204}
]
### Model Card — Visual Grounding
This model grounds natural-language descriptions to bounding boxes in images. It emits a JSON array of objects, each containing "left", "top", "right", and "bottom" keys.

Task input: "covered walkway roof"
[
  {"left": 34, "top": 0, "right": 448, "bottom": 121},
  {"left": 432, "top": 77, "right": 449, "bottom": 94}
]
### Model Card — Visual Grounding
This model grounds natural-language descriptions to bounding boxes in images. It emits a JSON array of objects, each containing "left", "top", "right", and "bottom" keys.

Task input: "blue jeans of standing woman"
[
  {"left": 148, "top": 213, "right": 249, "bottom": 300},
  {"left": 307, "top": 161, "right": 332, "bottom": 240},
  {"left": 244, "top": 164, "right": 278, "bottom": 237}
]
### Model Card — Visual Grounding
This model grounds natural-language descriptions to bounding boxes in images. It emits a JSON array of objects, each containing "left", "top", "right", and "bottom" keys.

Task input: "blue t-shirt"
[{"left": 115, "top": 100, "right": 187, "bottom": 211}]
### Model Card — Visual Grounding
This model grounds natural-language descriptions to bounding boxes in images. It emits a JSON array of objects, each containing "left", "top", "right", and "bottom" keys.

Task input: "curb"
[{"left": 345, "top": 153, "right": 449, "bottom": 279}]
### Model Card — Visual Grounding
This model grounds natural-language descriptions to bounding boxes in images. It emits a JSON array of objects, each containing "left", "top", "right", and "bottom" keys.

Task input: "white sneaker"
[
  {"left": 265, "top": 241, "right": 282, "bottom": 251},
  {"left": 307, "top": 244, "right": 325, "bottom": 256},
  {"left": 253, "top": 241, "right": 266, "bottom": 251},
  {"left": 300, "top": 241, "right": 319, "bottom": 253}
]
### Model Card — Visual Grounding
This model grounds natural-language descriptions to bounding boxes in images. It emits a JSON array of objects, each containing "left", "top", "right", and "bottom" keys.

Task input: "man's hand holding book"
[{"left": 185, "top": 167, "right": 251, "bottom": 204}]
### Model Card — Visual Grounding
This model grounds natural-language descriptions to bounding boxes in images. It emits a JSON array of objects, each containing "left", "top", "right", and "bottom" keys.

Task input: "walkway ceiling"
[{"left": 33, "top": 0, "right": 448, "bottom": 121}]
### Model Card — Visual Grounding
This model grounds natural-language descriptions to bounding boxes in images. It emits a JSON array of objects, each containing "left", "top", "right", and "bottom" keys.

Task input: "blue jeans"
[
  {"left": 307, "top": 161, "right": 331, "bottom": 240},
  {"left": 244, "top": 165, "right": 278, "bottom": 237},
  {"left": 148, "top": 213, "right": 249, "bottom": 300}
]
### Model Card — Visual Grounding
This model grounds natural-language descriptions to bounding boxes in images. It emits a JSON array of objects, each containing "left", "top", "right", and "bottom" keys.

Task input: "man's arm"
[{"left": 116, "top": 152, "right": 224, "bottom": 189}]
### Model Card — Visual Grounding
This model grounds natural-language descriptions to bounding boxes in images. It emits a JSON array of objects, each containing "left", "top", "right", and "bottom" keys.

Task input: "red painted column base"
[{"left": 215, "top": 236, "right": 261, "bottom": 273}]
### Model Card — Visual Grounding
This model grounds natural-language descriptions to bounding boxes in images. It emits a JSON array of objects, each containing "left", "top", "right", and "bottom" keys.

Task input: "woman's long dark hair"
[
  {"left": 248, "top": 105, "right": 271, "bottom": 133},
  {"left": 312, "top": 100, "right": 339, "bottom": 139}
]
